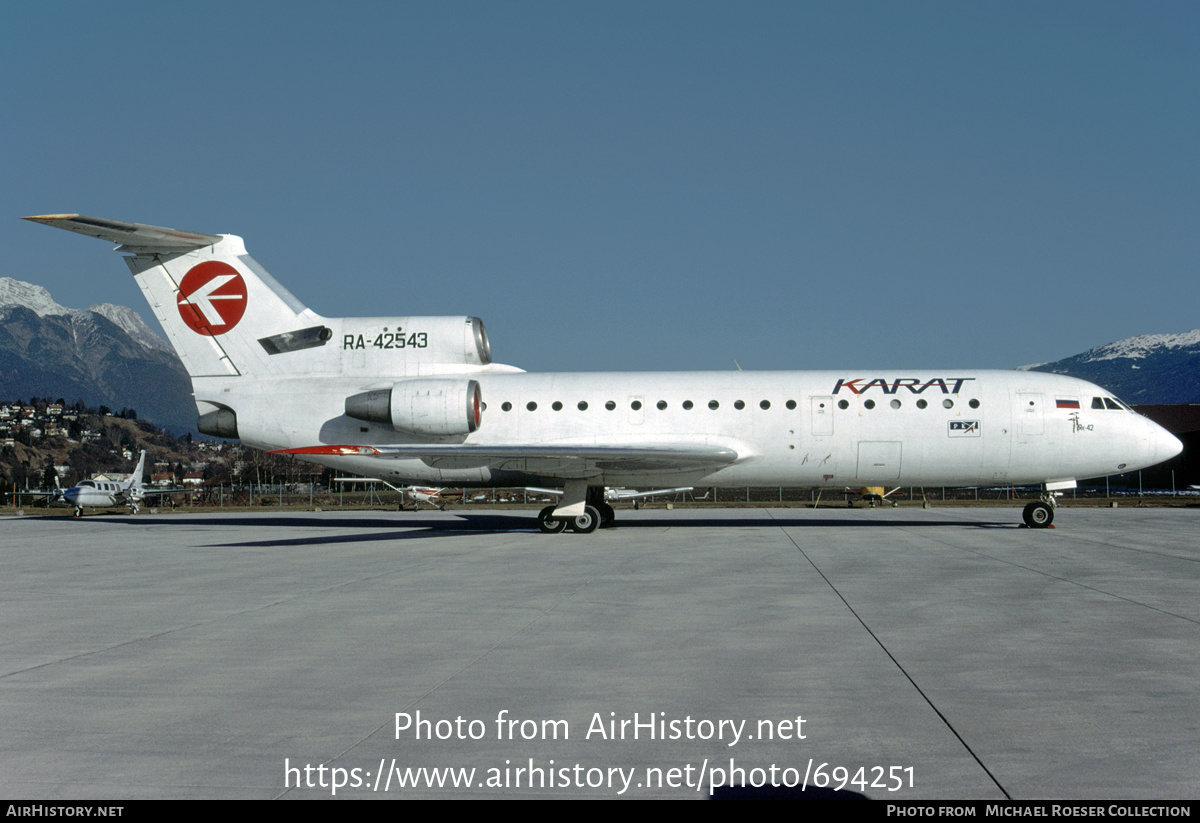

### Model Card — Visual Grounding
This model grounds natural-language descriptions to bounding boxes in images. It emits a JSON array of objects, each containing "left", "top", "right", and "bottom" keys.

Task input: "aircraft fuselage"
[{"left": 214, "top": 369, "right": 1178, "bottom": 490}]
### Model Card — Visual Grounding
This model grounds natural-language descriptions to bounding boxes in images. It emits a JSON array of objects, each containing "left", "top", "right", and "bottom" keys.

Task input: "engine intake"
[{"left": 345, "top": 379, "right": 481, "bottom": 436}]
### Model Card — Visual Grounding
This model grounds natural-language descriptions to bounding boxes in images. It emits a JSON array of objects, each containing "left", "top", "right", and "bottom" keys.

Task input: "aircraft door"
[
  {"left": 1019, "top": 393, "right": 1044, "bottom": 436},
  {"left": 810, "top": 396, "right": 834, "bottom": 436},
  {"left": 857, "top": 441, "right": 902, "bottom": 481}
]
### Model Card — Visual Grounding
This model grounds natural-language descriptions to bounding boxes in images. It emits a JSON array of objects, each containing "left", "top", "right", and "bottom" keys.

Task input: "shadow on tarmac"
[{"left": 34, "top": 511, "right": 1020, "bottom": 538}]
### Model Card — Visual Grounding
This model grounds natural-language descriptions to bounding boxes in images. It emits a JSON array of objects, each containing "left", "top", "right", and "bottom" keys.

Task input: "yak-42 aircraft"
[{"left": 24, "top": 215, "right": 1183, "bottom": 533}]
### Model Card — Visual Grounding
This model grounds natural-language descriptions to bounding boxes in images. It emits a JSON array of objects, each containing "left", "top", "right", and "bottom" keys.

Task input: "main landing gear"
[{"left": 537, "top": 483, "right": 616, "bottom": 535}]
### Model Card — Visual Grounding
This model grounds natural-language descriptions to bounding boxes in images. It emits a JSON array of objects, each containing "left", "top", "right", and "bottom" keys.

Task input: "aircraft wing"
[{"left": 274, "top": 443, "right": 739, "bottom": 474}]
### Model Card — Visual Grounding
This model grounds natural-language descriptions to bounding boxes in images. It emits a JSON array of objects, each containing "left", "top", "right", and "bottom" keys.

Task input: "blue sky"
[{"left": 3, "top": 1, "right": 1196, "bottom": 373}]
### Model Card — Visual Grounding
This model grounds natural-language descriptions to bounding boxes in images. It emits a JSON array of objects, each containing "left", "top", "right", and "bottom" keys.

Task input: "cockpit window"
[
  {"left": 79, "top": 480, "right": 95, "bottom": 488},
  {"left": 1091, "top": 396, "right": 1133, "bottom": 411}
]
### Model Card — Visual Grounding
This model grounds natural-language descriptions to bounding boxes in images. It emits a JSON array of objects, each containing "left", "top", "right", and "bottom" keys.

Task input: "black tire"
[
  {"left": 598, "top": 502, "right": 616, "bottom": 528},
  {"left": 538, "top": 505, "right": 566, "bottom": 534},
  {"left": 570, "top": 505, "right": 600, "bottom": 534},
  {"left": 1023, "top": 501, "right": 1054, "bottom": 528}
]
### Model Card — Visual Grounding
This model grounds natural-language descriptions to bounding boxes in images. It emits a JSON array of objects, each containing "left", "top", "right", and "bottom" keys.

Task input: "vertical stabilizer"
[
  {"left": 22, "top": 215, "right": 324, "bottom": 379},
  {"left": 128, "top": 450, "right": 147, "bottom": 494}
]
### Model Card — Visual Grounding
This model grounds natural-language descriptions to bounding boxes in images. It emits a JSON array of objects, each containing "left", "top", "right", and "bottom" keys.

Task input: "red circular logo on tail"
[{"left": 177, "top": 261, "right": 248, "bottom": 336}]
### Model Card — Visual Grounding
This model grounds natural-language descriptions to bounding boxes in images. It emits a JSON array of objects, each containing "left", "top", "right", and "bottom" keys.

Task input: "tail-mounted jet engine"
[
  {"left": 338, "top": 316, "right": 492, "bottom": 366},
  {"left": 345, "top": 378, "right": 482, "bottom": 436}
]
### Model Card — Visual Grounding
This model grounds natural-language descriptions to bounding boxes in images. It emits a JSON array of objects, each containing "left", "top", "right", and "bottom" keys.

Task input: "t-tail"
[{"left": 23, "top": 215, "right": 504, "bottom": 442}]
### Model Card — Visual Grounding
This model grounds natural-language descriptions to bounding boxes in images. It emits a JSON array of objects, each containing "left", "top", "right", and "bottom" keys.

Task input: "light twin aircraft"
[
  {"left": 24, "top": 214, "right": 1183, "bottom": 533},
  {"left": 42, "top": 450, "right": 180, "bottom": 516}
]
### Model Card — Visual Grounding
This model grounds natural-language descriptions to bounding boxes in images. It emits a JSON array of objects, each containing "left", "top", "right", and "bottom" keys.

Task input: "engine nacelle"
[
  {"left": 345, "top": 378, "right": 482, "bottom": 436},
  {"left": 197, "top": 406, "right": 239, "bottom": 439},
  {"left": 337, "top": 316, "right": 492, "bottom": 366}
]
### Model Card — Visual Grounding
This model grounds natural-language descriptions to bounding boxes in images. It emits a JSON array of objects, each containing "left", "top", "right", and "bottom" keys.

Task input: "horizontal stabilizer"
[{"left": 22, "top": 214, "right": 222, "bottom": 252}]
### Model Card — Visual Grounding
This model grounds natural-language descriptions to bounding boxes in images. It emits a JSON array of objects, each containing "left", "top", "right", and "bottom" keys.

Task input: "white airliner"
[
  {"left": 45, "top": 450, "right": 177, "bottom": 516},
  {"left": 24, "top": 215, "right": 1183, "bottom": 533}
]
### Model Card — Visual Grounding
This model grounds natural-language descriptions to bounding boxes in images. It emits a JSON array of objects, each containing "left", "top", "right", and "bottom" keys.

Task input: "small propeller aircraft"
[{"left": 37, "top": 451, "right": 185, "bottom": 516}]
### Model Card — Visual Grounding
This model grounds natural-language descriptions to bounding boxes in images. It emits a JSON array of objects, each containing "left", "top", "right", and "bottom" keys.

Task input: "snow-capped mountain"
[
  {"left": 0, "top": 278, "right": 174, "bottom": 354},
  {"left": 1023, "top": 329, "right": 1200, "bottom": 405},
  {"left": 0, "top": 277, "right": 195, "bottom": 433}
]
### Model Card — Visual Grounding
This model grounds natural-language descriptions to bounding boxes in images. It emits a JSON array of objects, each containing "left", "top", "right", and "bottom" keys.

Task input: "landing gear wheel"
[
  {"left": 598, "top": 502, "right": 616, "bottom": 528},
  {"left": 570, "top": 505, "right": 601, "bottom": 534},
  {"left": 1023, "top": 501, "right": 1054, "bottom": 528},
  {"left": 538, "top": 505, "right": 566, "bottom": 534}
]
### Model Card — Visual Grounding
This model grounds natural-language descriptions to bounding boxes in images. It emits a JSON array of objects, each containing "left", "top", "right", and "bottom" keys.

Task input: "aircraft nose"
[
  {"left": 1142, "top": 418, "right": 1184, "bottom": 466},
  {"left": 1154, "top": 424, "right": 1184, "bottom": 464}
]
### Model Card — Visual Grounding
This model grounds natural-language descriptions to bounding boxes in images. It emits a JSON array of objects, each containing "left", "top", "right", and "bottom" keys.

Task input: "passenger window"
[
  {"left": 864, "top": 399, "right": 875, "bottom": 409},
  {"left": 786, "top": 400, "right": 796, "bottom": 410},
  {"left": 916, "top": 399, "right": 927, "bottom": 409},
  {"left": 605, "top": 401, "right": 616, "bottom": 411},
  {"left": 552, "top": 401, "right": 563, "bottom": 411},
  {"left": 577, "top": 401, "right": 588, "bottom": 411},
  {"left": 501, "top": 402, "right": 512, "bottom": 412},
  {"left": 760, "top": 400, "right": 771, "bottom": 410},
  {"left": 890, "top": 399, "right": 901, "bottom": 409},
  {"left": 526, "top": 402, "right": 537, "bottom": 411},
  {"left": 734, "top": 400, "right": 745, "bottom": 410},
  {"left": 708, "top": 400, "right": 720, "bottom": 410},
  {"left": 656, "top": 400, "right": 667, "bottom": 410},
  {"left": 943, "top": 399, "right": 954, "bottom": 409},
  {"left": 838, "top": 399, "right": 849, "bottom": 409},
  {"left": 630, "top": 400, "right": 642, "bottom": 411},
  {"left": 682, "top": 400, "right": 693, "bottom": 410},
  {"left": 969, "top": 399, "right": 980, "bottom": 409}
]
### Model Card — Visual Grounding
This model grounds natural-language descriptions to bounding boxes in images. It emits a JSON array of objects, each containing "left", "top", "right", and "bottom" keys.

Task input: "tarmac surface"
[{"left": 1, "top": 505, "right": 1198, "bottom": 799}]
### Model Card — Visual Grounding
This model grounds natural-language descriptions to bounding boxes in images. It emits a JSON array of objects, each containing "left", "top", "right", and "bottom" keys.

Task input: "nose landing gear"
[{"left": 1022, "top": 487, "right": 1063, "bottom": 529}]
